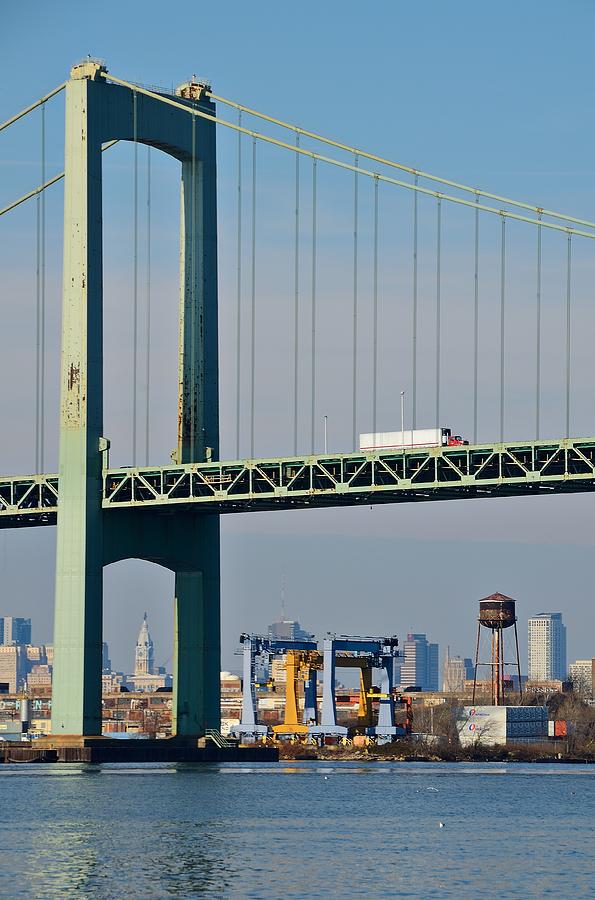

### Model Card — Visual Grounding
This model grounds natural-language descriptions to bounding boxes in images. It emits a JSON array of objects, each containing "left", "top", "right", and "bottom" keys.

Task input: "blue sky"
[{"left": 1, "top": 1, "right": 595, "bottom": 675}]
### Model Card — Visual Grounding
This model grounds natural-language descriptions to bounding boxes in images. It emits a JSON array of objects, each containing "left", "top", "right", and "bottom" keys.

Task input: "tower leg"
[
  {"left": 172, "top": 517, "right": 220, "bottom": 736},
  {"left": 51, "top": 73, "right": 104, "bottom": 738}
]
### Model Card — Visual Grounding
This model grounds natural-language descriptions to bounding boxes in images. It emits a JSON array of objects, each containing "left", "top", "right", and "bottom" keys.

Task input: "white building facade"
[
  {"left": 568, "top": 659, "right": 594, "bottom": 699},
  {"left": 527, "top": 613, "right": 566, "bottom": 682}
]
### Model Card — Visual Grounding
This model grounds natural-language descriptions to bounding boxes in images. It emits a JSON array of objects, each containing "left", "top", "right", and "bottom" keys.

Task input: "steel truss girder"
[
  {"left": 2, "top": 436, "right": 595, "bottom": 528},
  {"left": 0, "top": 474, "right": 58, "bottom": 527}
]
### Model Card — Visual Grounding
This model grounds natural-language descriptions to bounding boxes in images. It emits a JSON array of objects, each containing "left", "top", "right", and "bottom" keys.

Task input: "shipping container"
[
  {"left": 507, "top": 706, "right": 548, "bottom": 722},
  {"left": 456, "top": 705, "right": 549, "bottom": 747}
]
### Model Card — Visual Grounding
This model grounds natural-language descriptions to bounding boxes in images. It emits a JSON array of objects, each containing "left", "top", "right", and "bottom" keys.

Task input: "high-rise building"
[
  {"left": 442, "top": 654, "right": 474, "bottom": 692},
  {"left": 568, "top": 659, "right": 595, "bottom": 699},
  {"left": 0, "top": 617, "right": 31, "bottom": 646},
  {"left": 134, "top": 613, "right": 155, "bottom": 677},
  {"left": 528, "top": 613, "right": 567, "bottom": 682},
  {"left": 0, "top": 645, "right": 28, "bottom": 692},
  {"left": 26, "top": 664, "right": 52, "bottom": 692},
  {"left": 102, "top": 642, "right": 112, "bottom": 673},
  {"left": 401, "top": 633, "right": 439, "bottom": 691},
  {"left": 267, "top": 618, "right": 312, "bottom": 642}
]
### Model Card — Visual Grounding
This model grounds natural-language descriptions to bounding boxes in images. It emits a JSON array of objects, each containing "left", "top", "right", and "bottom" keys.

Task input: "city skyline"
[
  {"left": 0, "top": 598, "right": 585, "bottom": 680},
  {"left": 1, "top": 604, "right": 592, "bottom": 709}
]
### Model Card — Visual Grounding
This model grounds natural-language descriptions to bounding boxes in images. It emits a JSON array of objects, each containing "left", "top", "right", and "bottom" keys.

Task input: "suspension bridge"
[{"left": 2, "top": 59, "right": 595, "bottom": 739}]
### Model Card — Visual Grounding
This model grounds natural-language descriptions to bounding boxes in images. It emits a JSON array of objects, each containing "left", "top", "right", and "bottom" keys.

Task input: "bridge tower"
[{"left": 51, "top": 60, "right": 220, "bottom": 739}]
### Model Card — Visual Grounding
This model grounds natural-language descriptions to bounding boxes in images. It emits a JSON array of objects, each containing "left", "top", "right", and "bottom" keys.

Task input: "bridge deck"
[{"left": 2, "top": 437, "right": 595, "bottom": 528}]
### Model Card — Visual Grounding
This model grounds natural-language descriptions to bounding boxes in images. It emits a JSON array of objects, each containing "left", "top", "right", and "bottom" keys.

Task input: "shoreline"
[{"left": 277, "top": 743, "right": 595, "bottom": 765}]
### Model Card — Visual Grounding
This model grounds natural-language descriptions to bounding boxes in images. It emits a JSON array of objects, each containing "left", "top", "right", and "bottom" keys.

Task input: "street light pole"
[
  {"left": 324, "top": 415, "right": 328, "bottom": 454},
  {"left": 400, "top": 391, "right": 405, "bottom": 445}
]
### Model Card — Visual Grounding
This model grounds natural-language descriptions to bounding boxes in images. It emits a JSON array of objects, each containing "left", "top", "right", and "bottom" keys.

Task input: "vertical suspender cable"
[
  {"left": 145, "top": 147, "right": 151, "bottom": 465},
  {"left": 412, "top": 174, "right": 419, "bottom": 429},
  {"left": 435, "top": 197, "right": 442, "bottom": 428},
  {"left": 310, "top": 158, "right": 317, "bottom": 454},
  {"left": 40, "top": 102, "right": 45, "bottom": 471},
  {"left": 35, "top": 149, "right": 40, "bottom": 471},
  {"left": 536, "top": 215, "right": 542, "bottom": 439},
  {"left": 132, "top": 91, "right": 138, "bottom": 465},
  {"left": 372, "top": 176, "right": 379, "bottom": 438},
  {"left": 292, "top": 134, "right": 300, "bottom": 455},
  {"left": 235, "top": 111, "right": 243, "bottom": 459},
  {"left": 473, "top": 195, "right": 479, "bottom": 444},
  {"left": 250, "top": 138, "right": 257, "bottom": 458},
  {"left": 34, "top": 103, "right": 46, "bottom": 472},
  {"left": 565, "top": 233, "right": 572, "bottom": 438},
  {"left": 352, "top": 154, "right": 359, "bottom": 451},
  {"left": 500, "top": 216, "right": 506, "bottom": 442}
]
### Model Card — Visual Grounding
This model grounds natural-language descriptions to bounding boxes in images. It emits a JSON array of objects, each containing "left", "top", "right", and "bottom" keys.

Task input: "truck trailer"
[{"left": 359, "top": 427, "right": 468, "bottom": 452}]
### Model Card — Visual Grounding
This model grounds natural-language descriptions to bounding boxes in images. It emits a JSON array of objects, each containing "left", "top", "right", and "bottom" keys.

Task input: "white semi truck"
[{"left": 359, "top": 427, "right": 468, "bottom": 452}]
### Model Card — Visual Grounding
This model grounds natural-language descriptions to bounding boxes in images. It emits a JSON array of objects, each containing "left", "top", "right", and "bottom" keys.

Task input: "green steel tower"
[{"left": 51, "top": 61, "right": 220, "bottom": 739}]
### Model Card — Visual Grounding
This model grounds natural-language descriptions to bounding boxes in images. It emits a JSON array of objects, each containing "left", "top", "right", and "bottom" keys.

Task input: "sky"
[{"left": 1, "top": 0, "right": 595, "bottom": 676}]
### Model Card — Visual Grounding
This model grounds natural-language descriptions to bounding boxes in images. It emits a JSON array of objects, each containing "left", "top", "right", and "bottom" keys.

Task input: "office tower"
[
  {"left": 0, "top": 645, "right": 28, "bottom": 692},
  {"left": 102, "top": 642, "right": 112, "bottom": 673},
  {"left": 134, "top": 613, "right": 155, "bottom": 676},
  {"left": 568, "top": 659, "right": 595, "bottom": 699},
  {"left": 401, "top": 633, "right": 439, "bottom": 691},
  {"left": 267, "top": 618, "right": 312, "bottom": 642},
  {"left": 527, "top": 613, "right": 567, "bottom": 682},
  {"left": 443, "top": 654, "right": 474, "bottom": 692},
  {"left": 0, "top": 617, "right": 32, "bottom": 646}
]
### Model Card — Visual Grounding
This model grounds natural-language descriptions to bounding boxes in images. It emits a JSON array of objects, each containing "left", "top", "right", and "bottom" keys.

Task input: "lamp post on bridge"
[{"left": 400, "top": 391, "right": 405, "bottom": 445}]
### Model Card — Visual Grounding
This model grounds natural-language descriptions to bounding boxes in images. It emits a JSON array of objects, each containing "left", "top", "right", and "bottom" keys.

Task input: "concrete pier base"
[{"left": 1, "top": 737, "right": 278, "bottom": 764}]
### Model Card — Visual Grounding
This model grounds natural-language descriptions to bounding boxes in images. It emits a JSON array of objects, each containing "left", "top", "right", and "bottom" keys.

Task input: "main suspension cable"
[
  {"left": 0, "top": 141, "right": 119, "bottom": 219},
  {"left": 99, "top": 76, "right": 595, "bottom": 240},
  {"left": 0, "top": 83, "right": 65, "bottom": 133},
  {"left": 205, "top": 87, "right": 595, "bottom": 231}
]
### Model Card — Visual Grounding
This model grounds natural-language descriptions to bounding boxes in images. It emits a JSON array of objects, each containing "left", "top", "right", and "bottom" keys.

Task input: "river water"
[{"left": 0, "top": 761, "right": 593, "bottom": 898}]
